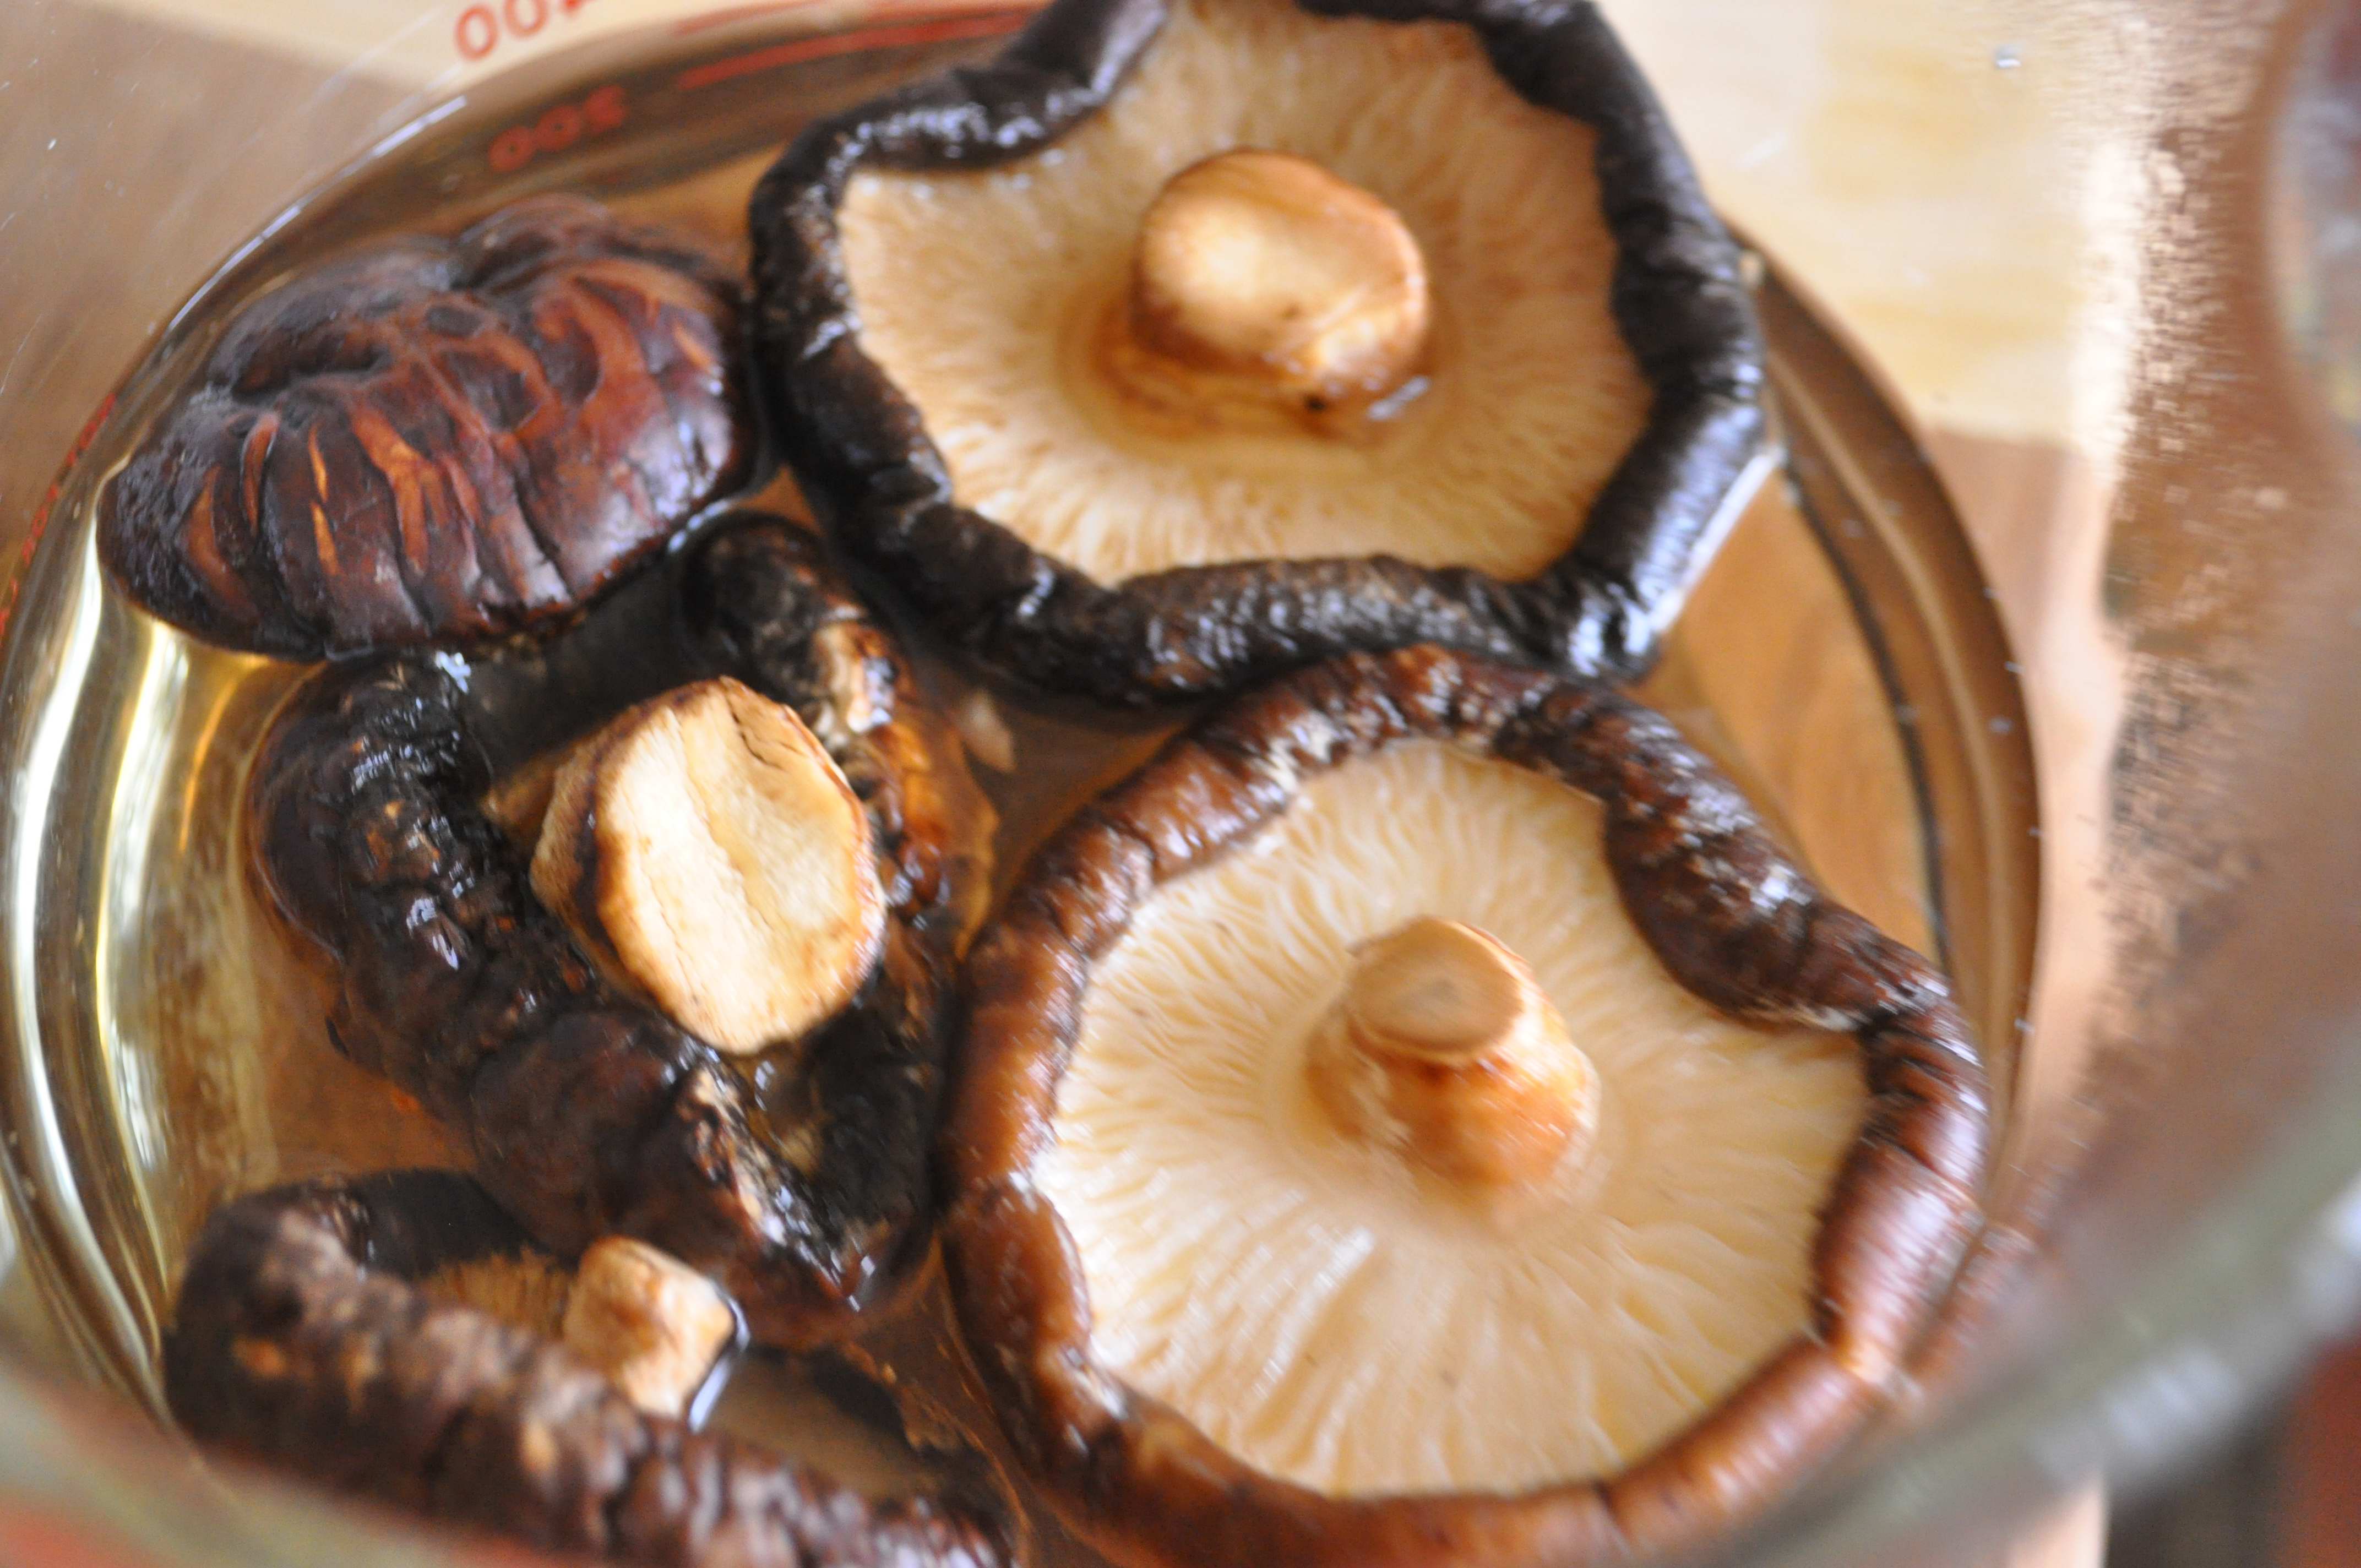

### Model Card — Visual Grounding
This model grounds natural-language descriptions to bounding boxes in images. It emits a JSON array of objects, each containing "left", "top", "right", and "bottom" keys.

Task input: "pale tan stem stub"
[
  {"left": 1307, "top": 917, "right": 1600, "bottom": 1191},
  {"left": 561, "top": 1237, "right": 739, "bottom": 1421},
  {"left": 530, "top": 677, "right": 885, "bottom": 1055},
  {"left": 1122, "top": 149, "right": 1430, "bottom": 419}
]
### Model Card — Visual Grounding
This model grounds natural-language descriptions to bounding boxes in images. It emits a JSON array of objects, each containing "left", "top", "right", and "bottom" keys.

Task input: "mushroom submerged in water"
[
  {"left": 752, "top": 0, "right": 1766, "bottom": 704},
  {"left": 246, "top": 514, "right": 992, "bottom": 1345},
  {"left": 945, "top": 647, "right": 1988, "bottom": 1567},
  {"left": 102, "top": 195, "right": 752, "bottom": 660},
  {"left": 834, "top": 7, "right": 1634, "bottom": 583},
  {"left": 530, "top": 676, "right": 889, "bottom": 1056},
  {"left": 165, "top": 1170, "right": 1004, "bottom": 1567},
  {"left": 1040, "top": 746, "right": 1858, "bottom": 1497}
]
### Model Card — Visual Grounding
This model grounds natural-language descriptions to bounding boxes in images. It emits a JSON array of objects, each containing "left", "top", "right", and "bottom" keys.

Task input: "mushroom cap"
[
  {"left": 839, "top": 0, "right": 1642, "bottom": 584},
  {"left": 944, "top": 647, "right": 1988, "bottom": 1568},
  {"left": 1037, "top": 742, "right": 1862, "bottom": 1494},
  {"left": 751, "top": 0, "right": 1767, "bottom": 704},
  {"left": 247, "top": 514, "right": 991, "bottom": 1346},
  {"left": 101, "top": 194, "right": 752, "bottom": 660},
  {"left": 164, "top": 1172, "right": 1003, "bottom": 1567}
]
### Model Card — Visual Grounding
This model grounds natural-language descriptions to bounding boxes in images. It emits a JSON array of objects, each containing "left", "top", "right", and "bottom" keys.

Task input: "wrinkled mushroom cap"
[
  {"left": 100, "top": 194, "right": 751, "bottom": 659},
  {"left": 1036, "top": 742, "right": 1864, "bottom": 1495},
  {"left": 838, "top": 0, "right": 1645, "bottom": 584}
]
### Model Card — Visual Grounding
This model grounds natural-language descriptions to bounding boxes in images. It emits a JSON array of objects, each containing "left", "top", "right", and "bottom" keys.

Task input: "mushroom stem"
[
  {"left": 562, "top": 1237, "right": 742, "bottom": 1422},
  {"left": 1306, "top": 917, "right": 1598, "bottom": 1191},
  {"left": 530, "top": 677, "right": 886, "bottom": 1056},
  {"left": 1113, "top": 149, "right": 1430, "bottom": 426}
]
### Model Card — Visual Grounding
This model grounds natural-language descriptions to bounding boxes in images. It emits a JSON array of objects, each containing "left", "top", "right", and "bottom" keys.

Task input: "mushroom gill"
[
  {"left": 835, "top": 0, "right": 1646, "bottom": 584},
  {"left": 1034, "top": 741, "right": 1863, "bottom": 1495}
]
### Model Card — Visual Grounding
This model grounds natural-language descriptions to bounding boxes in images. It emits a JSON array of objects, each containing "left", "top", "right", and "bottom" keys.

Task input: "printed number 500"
[
  {"left": 456, "top": 0, "right": 595, "bottom": 63},
  {"left": 488, "top": 84, "right": 628, "bottom": 171}
]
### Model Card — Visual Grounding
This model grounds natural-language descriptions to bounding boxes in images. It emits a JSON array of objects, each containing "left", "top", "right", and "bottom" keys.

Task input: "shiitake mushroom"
[
  {"left": 943, "top": 646, "right": 1987, "bottom": 1567},
  {"left": 100, "top": 194, "right": 752, "bottom": 660},
  {"left": 166, "top": 1169, "right": 1003, "bottom": 1568},
  {"left": 750, "top": 0, "right": 1764, "bottom": 705},
  {"left": 1036, "top": 763, "right": 1859, "bottom": 1498},
  {"left": 245, "top": 514, "right": 987, "bottom": 1344}
]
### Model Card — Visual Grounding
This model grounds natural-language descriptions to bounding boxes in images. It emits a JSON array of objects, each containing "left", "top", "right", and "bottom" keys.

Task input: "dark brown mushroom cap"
[
  {"left": 748, "top": 0, "right": 1764, "bottom": 706},
  {"left": 100, "top": 194, "right": 752, "bottom": 660},
  {"left": 165, "top": 1170, "right": 1003, "bottom": 1568},
  {"left": 246, "top": 514, "right": 983, "bottom": 1345},
  {"left": 940, "top": 646, "right": 1987, "bottom": 1568}
]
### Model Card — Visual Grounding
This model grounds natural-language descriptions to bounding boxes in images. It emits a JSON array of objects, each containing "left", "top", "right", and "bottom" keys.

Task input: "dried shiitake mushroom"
[
  {"left": 101, "top": 194, "right": 751, "bottom": 660},
  {"left": 944, "top": 647, "right": 1987, "bottom": 1567},
  {"left": 166, "top": 1170, "right": 1002, "bottom": 1567},
  {"left": 750, "top": 0, "right": 1763, "bottom": 704},
  {"left": 247, "top": 514, "right": 987, "bottom": 1344}
]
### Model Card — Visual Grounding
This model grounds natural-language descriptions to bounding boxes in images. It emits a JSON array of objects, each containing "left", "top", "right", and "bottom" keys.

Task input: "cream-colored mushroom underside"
[
  {"left": 1035, "top": 744, "right": 1866, "bottom": 1497},
  {"left": 837, "top": 0, "right": 1648, "bottom": 584}
]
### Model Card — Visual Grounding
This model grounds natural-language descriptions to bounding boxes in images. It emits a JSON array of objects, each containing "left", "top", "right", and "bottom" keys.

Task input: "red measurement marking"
[
  {"left": 456, "top": 0, "right": 594, "bottom": 64},
  {"left": 0, "top": 391, "right": 116, "bottom": 647},
  {"left": 456, "top": 6, "right": 498, "bottom": 57},
  {"left": 488, "top": 83, "right": 628, "bottom": 173},
  {"left": 673, "top": 9, "right": 1030, "bottom": 91},
  {"left": 673, "top": 0, "right": 1010, "bottom": 37}
]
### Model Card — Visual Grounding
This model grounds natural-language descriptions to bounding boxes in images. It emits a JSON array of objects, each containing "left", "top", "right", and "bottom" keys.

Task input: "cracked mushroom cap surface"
[
  {"left": 752, "top": 0, "right": 1765, "bottom": 704},
  {"left": 101, "top": 194, "right": 752, "bottom": 660},
  {"left": 944, "top": 647, "right": 1988, "bottom": 1568}
]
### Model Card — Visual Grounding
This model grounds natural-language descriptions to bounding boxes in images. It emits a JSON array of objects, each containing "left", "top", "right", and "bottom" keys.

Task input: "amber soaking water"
[{"left": 0, "top": 10, "right": 2033, "bottom": 1565}]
